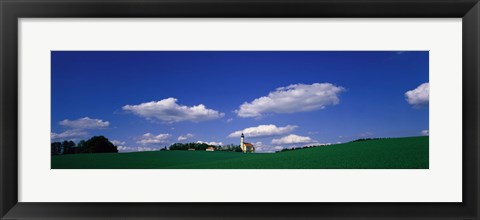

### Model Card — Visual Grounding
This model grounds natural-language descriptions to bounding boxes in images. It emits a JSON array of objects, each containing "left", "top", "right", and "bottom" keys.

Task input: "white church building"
[{"left": 240, "top": 133, "right": 255, "bottom": 153}]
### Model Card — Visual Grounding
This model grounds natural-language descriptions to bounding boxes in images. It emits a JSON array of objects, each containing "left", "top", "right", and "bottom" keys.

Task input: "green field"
[{"left": 51, "top": 136, "right": 428, "bottom": 169}]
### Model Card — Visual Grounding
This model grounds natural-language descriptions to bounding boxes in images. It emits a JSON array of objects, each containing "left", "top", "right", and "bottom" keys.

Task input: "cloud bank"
[
  {"left": 123, "top": 98, "right": 224, "bottom": 123},
  {"left": 59, "top": 117, "right": 110, "bottom": 129},
  {"left": 196, "top": 141, "right": 223, "bottom": 146},
  {"left": 52, "top": 117, "right": 110, "bottom": 141},
  {"left": 137, "top": 133, "right": 171, "bottom": 145},
  {"left": 271, "top": 134, "right": 316, "bottom": 145},
  {"left": 117, "top": 146, "right": 158, "bottom": 152},
  {"left": 228, "top": 124, "right": 298, "bottom": 138},
  {"left": 111, "top": 140, "right": 126, "bottom": 146},
  {"left": 405, "top": 82, "right": 429, "bottom": 107},
  {"left": 236, "top": 83, "right": 345, "bottom": 117},
  {"left": 178, "top": 133, "right": 194, "bottom": 141},
  {"left": 51, "top": 130, "right": 88, "bottom": 141}
]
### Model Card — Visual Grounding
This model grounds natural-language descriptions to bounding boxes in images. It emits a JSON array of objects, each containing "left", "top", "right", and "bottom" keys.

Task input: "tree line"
[
  {"left": 351, "top": 137, "right": 389, "bottom": 142},
  {"left": 51, "top": 136, "right": 118, "bottom": 155},
  {"left": 275, "top": 138, "right": 391, "bottom": 153},
  {"left": 276, "top": 145, "right": 318, "bottom": 153},
  {"left": 169, "top": 143, "right": 242, "bottom": 152},
  {"left": 52, "top": 137, "right": 243, "bottom": 155}
]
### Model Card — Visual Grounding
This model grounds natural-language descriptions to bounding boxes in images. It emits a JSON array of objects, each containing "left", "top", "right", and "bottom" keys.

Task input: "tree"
[
  {"left": 51, "top": 142, "right": 62, "bottom": 155},
  {"left": 85, "top": 136, "right": 118, "bottom": 153},
  {"left": 74, "top": 140, "right": 88, "bottom": 154},
  {"left": 77, "top": 140, "right": 87, "bottom": 148},
  {"left": 168, "top": 142, "right": 240, "bottom": 152},
  {"left": 62, "top": 140, "right": 76, "bottom": 154}
]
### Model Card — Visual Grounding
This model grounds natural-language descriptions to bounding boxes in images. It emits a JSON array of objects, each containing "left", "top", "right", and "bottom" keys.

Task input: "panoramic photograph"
[{"left": 51, "top": 51, "right": 429, "bottom": 169}]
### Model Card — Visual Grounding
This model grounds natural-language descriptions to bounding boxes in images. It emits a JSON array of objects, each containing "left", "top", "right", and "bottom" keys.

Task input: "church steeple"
[
  {"left": 240, "top": 133, "right": 245, "bottom": 153},
  {"left": 239, "top": 133, "right": 254, "bottom": 153}
]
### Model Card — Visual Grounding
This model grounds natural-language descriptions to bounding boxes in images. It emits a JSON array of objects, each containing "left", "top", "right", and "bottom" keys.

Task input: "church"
[{"left": 240, "top": 133, "right": 255, "bottom": 153}]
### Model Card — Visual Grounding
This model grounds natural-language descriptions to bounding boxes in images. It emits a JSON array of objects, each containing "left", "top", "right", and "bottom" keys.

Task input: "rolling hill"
[{"left": 51, "top": 136, "right": 428, "bottom": 169}]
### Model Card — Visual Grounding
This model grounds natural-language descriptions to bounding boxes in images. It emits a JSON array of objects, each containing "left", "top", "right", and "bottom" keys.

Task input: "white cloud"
[
  {"left": 116, "top": 146, "right": 132, "bottom": 152},
  {"left": 254, "top": 144, "right": 284, "bottom": 153},
  {"left": 117, "top": 145, "right": 159, "bottom": 152},
  {"left": 178, "top": 133, "right": 194, "bottom": 141},
  {"left": 421, "top": 130, "right": 429, "bottom": 135},
  {"left": 251, "top": 141, "right": 329, "bottom": 153},
  {"left": 136, "top": 133, "right": 171, "bottom": 145},
  {"left": 196, "top": 141, "right": 223, "bottom": 146},
  {"left": 306, "top": 142, "right": 330, "bottom": 147},
  {"left": 51, "top": 130, "right": 88, "bottom": 141},
  {"left": 123, "top": 98, "right": 224, "bottom": 123},
  {"left": 113, "top": 139, "right": 167, "bottom": 152},
  {"left": 271, "top": 134, "right": 315, "bottom": 145},
  {"left": 53, "top": 117, "right": 109, "bottom": 142},
  {"left": 236, "top": 83, "right": 345, "bottom": 117},
  {"left": 405, "top": 82, "right": 429, "bottom": 107},
  {"left": 226, "top": 118, "right": 234, "bottom": 123},
  {"left": 228, "top": 124, "right": 298, "bottom": 138},
  {"left": 359, "top": 132, "right": 374, "bottom": 137},
  {"left": 111, "top": 140, "right": 126, "bottom": 146},
  {"left": 277, "top": 142, "right": 331, "bottom": 151},
  {"left": 137, "top": 146, "right": 158, "bottom": 151},
  {"left": 59, "top": 117, "right": 109, "bottom": 129},
  {"left": 254, "top": 138, "right": 332, "bottom": 152}
]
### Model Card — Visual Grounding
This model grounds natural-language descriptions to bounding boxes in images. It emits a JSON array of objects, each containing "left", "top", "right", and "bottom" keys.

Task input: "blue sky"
[{"left": 51, "top": 51, "right": 429, "bottom": 152}]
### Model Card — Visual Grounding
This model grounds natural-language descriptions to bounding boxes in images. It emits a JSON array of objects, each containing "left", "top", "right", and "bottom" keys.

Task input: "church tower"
[{"left": 240, "top": 133, "right": 245, "bottom": 153}]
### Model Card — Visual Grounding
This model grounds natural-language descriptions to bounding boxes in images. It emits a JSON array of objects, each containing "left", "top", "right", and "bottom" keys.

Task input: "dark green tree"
[
  {"left": 51, "top": 142, "right": 62, "bottom": 155},
  {"left": 85, "top": 136, "right": 118, "bottom": 153},
  {"left": 77, "top": 140, "right": 87, "bottom": 148},
  {"left": 62, "top": 140, "right": 76, "bottom": 154},
  {"left": 74, "top": 140, "right": 88, "bottom": 154}
]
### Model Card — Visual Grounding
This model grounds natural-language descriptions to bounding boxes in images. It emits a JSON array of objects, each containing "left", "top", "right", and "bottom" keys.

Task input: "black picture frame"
[{"left": 1, "top": 0, "right": 479, "bottom": 219}]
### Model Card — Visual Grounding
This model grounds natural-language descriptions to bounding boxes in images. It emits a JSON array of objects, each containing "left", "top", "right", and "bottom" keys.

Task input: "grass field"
[{"left": 51, "top": 136, "right": 428, "bottom": 169}]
